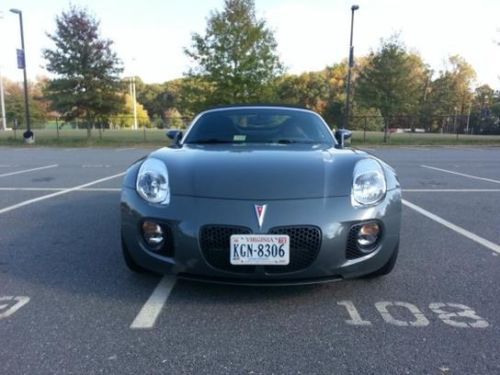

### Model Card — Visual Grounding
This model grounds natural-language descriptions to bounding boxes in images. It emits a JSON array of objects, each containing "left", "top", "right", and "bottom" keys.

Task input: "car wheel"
[
  {"left": 363, "top": 242, "right": 399, "bottom": 278},
  {"left": 122, "top": 237, "right": 147, "bottom": 273}
]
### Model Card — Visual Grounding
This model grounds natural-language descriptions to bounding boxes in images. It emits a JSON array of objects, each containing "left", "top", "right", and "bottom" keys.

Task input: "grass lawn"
[
  {"left": 0, "top": 128, "right": 170, "bottom": 147},
  {"left": 1, "top": 128, "right": 500, "bottom": 147},
  {"left": 351, "top": 131, "right": 500, "bottom": 146}
]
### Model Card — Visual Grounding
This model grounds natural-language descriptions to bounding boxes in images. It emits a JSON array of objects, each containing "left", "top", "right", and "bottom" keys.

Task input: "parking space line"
[
  {"left": 0, "top": 164, "right": 58, "bottom": 178},
  {"left": 130, "top": 276, "right": 177, "bottom": 329},
  {"left": 116, "top": 148, "right": 136, "bottom": 152},
  {"left": 402, "top": 199, "right": 500, "bottom": 254},
  {"left": 0, "top": 187, "right": 121, "bottom": 192},
  {"left": 0, "top": 172, "right": 125, "bottom": 215},
  {"left": 421, "top": 165, "right": 500, "bottom": 184}
]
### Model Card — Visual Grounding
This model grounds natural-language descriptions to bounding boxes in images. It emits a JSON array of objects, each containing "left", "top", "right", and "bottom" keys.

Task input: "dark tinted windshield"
[{"left": 184, "top": 108, "right": 335, "bottom": 146}]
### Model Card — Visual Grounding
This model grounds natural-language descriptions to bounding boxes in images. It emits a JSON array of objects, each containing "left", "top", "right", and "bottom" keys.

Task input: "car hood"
[{"left": 145, "top": 144, "right": 366, "bottom": 200}]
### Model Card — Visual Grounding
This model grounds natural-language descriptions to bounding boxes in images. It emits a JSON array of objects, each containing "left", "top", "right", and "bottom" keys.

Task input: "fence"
[
  {"left": 2, "top": 115, "right": 193, "bottom": 143},
  {"left": 349, "top": 113, "right": 500, "bottom": 143},
  {"left": 2, "top": 113, "right": 500, "bottom": 144}
]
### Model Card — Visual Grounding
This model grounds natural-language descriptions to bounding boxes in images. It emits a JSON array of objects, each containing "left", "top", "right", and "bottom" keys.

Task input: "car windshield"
[{"left": 184, "top": 108, "right": 335, "bottom": 146}]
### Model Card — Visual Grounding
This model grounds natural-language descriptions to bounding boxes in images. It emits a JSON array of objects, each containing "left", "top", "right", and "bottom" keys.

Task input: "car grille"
[
  {"left": 200, "top": 225, "right": 322, "bottom": 274},
  {"left": 200, "top": 225, "right": 255, "bottom": 273}
]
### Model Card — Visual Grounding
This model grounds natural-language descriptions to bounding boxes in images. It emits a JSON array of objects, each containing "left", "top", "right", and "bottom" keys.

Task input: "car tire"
[
  {"left": 122, "top": 237, "right": 147, "bottom": 273},
  {"left": 363, "top": 242, "right": 399, "bottom": 278}
]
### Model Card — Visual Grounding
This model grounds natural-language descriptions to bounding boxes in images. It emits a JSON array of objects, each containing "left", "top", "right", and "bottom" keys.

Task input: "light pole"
[
  {"left": 132, "top": 76, "right": 138, "bottom": 130},
  {"left": 0, "top": 12, "right": 7, "bottom": 131},
  {"left": 10, "top": 8, "right": 33, "bottom": 142},
  {"left": 0, "top": 66, "right": 6, "bottom": 131},
  {"left": 343, "top": 4, "right": 359, "bottom": 130}
]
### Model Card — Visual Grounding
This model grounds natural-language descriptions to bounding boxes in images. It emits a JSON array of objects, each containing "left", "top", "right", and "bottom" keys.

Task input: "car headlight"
[
  {"left": 136, "top": 158, "right": 170, "bottom": 204},
  {"left": 352, "top": 159, "right": 386, "bottom": 207}
]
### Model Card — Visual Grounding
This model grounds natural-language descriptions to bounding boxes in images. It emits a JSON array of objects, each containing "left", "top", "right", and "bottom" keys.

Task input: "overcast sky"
[{"left": 0, "top": 0, "right": 499, "bottom": 89}]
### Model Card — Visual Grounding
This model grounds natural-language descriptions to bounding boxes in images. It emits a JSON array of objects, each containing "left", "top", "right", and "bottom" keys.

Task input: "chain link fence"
[
  {"left": 3, "top": 115, "right": 193, "bottom": 143},
  {"left": 2, "top": 113, "right": 500, "bottom": 145},
  {"left": 350, "top": 113, "right": 500, "bottom": 143}
]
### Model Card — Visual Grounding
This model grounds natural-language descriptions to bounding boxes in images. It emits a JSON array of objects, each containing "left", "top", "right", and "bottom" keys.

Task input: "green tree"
[
  {"left": 42, "top": 6, "right": 124, "bottom": 134},
  {"left": 4, "top": 79, "right": 50, "bottom": 128},
  {"left": 110, "top": 94, "right": 150, "bottom": 128},
  {"left": 276, "top": 63, "right": 348, "bottom": 127},
  {"left": 184, "top": 0, "right": 284, "bottom": 106},
  {"left": 355, "top": 36, "right": 428, "bottom": 141},
  {"left": 135, "top": 79, "right": 178, "bottom": 122},
  {"left": 425, "top": 55, "right": 476, "bottom": 131}
]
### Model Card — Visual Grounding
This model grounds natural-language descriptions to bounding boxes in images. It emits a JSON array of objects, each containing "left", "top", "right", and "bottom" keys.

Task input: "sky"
[{"left": 0, "top": 0, "right": 499, "bottom": 89}]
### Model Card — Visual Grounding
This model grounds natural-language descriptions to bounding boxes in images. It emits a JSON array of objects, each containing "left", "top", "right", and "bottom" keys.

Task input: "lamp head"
[
  {"left": 351, "top": 5, "right": 359, "bottom": 11},
  {"left": 10, "top": 8, "right": 21, "bottom": 15}
]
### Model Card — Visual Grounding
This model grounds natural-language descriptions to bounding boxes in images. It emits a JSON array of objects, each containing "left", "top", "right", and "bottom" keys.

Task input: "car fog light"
[
  {"left": 356, "top": 222, "right": 380, "bottom": 250},
  {"left": 142, "top": 221, "right": 164, "bottom": 249}
]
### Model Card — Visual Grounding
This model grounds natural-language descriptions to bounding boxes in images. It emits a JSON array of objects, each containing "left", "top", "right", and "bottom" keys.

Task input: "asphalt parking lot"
[{"left": 0, "top": 145, "right": 499, "bottom": 374}]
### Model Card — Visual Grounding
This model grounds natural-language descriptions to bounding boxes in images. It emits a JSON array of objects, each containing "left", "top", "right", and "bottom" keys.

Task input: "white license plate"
[{"left": 230, "top": 234, "right": 290, "bottom": 265}]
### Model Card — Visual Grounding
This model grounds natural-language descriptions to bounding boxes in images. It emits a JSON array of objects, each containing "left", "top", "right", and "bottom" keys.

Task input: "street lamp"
[
  {"left": 0, "top": 12, "right": 7, "bottom": 131},
  {"left": 343, "top": 4, "right": 359, "bottom": 130},
  {"left": 10, "top": 8, "right": 33, "bottom": 142},
  {"left": 0, "top": 66, "right": 6, "bottom": 131}
]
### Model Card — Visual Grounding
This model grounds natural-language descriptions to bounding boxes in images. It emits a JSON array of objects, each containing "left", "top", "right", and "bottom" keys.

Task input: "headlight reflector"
[
  {"left": 352, "top": 159, "right": 386, "bottom": 206},
  {"left": 136, "top": 158, "right": 170, "bottom": 204}
]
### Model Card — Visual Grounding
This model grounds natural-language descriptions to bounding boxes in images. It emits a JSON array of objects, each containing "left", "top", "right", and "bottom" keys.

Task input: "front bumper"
[{"left": 121, "top": 188, "right": 401, "bottom": 283}]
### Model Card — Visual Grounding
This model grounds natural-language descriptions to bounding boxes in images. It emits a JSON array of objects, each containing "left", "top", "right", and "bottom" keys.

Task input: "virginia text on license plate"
[{"left": 230, "top": 235, "right": 290, "bottom": 265}]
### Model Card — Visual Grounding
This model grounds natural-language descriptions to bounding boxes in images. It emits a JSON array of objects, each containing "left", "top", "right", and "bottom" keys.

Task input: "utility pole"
[
  {"left": 466, "top": 104, "right": 471, "bottom": 134},
  {"left": 0, "top": 67, "right": 6, "bottom": 131},
  {"left": 0, "top": 12, "right": 6, "bottom": 131},
  {"left": 132, "top": 76, "right": 138, "bottom": 130},
  {"left": 10, "top": 8, "right": 33, "bottom": 142},
  {"left": 343, "top": 4, "right": 359, "bottom": 130}
]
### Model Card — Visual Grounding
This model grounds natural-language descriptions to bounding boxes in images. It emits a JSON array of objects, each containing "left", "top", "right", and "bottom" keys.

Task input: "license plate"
[{"left": 230, "top": 234, "right": 290, "bottom": 265}]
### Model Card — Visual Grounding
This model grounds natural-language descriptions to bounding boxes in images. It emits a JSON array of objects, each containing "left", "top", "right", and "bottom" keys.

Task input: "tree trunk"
[{"left": 383, "top": 117, "right": 389, "bottom": 143}]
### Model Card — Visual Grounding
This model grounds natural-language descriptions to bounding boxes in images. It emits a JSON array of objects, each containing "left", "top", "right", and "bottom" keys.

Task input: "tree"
[
  {"left": 184, "top": 0, "right": 284, "bottom": 105},
  {"left": 275, "top": 63, "right": 349, "bottom": 127},
  {"left": 135, "top": 79, "right": 174, "bottom": 121},
  {"left": 42, "top": 6, "right": 124, "bottom": 134},
  {"left": 110, "top": 94, "right": 150, "bottom": 128},
  {"left": 3, "top": 79, "right": 50, "bottom": 128},
  {"left": 424, "top": 55, "right": 476, "bottom": 132},
  {"left": 355, "top": 36, "right": 428, "bottom": 141}
]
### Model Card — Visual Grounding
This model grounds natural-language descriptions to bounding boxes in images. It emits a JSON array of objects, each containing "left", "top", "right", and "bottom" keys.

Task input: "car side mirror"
[
  {"left": 334, "top": 129, "right": 352, "bottom": 148},
  {"left": 167, "top": 129, "right": 183, "bottom": 145}
]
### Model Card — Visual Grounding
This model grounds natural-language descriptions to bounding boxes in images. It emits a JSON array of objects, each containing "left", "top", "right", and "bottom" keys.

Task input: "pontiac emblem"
[{"left": 254, "top": 204, "right": 267, "bottom": 229}]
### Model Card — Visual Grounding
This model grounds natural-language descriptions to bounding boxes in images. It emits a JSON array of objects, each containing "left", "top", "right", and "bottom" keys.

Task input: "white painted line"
[
  {"left": 403, "top": 189, "right": 500, "bottom": 192},
  {"left": 421, "top": 165, "right": 500, "bottom": 184},
  {"left": 0, "top": 164, "right": 58, "bottom": 178},
  {"left": 0, "top": 187, "right": 120, "bottom": 192},
  {"left": 130, "top": 276, "right": 176, "bottom": 329},
  {"left": 0, "top": 172, "right": 125, "bottom": 215},
  {"left": 402, "top": 199, "right": 500, "bottom": 254},
  {"left": 0, "top": 296, "right": 30, "bottom": 319},
  {"left": 116, "top": 147, "right": 136, "bottom": 152}
]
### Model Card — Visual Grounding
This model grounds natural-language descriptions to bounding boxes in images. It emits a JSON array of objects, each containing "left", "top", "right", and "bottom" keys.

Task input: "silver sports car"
[{"left": 121, "top": 105, "right": 401, "bottom": 285}]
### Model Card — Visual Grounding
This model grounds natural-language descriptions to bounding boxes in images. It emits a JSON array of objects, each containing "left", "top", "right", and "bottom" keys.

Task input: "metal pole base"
[{"left": 23, "top": 130, "right": 34, "bottom": 144}]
